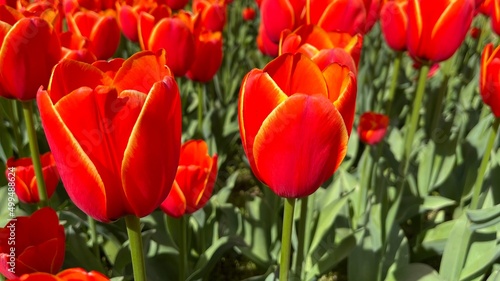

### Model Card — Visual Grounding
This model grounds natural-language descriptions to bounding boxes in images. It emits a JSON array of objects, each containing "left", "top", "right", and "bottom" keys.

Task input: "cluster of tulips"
[{"left": 1, "top": 0, "right": 500, "bottom": 280}]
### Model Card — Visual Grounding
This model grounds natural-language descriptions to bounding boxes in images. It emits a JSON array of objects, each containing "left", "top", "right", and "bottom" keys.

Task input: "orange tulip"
[
  {"left": 380, "top": 0, "right": 408, "bottom": 51},
  {"left": 311, "top": 0, "right": 367, "bottom": 35},
  {"left": 238, "top": 53, "right": 356, "bottom": 198},
  {"left": 407, "top": 0, "right": 474, "bottom": 63},
  {"left": 480, "top": 43, "right": 500, "bottom": 117},
  {"left": 0, "top": 208, "right": 65, "bottom": 279},
  {"left": 5, "top": 152, "right": 60, "bottom": 204},
  {"left": 358, "top": 112, "right": 389, "bottom": 145},
  {"left": 160, "top": 140, "right": 218, "bottom": 217},
  {"left": 0, "top": 17, "right": 61, "bottom": 101},
  {"left": 37, "top": 50, "right": 182, "bottom": 222}
]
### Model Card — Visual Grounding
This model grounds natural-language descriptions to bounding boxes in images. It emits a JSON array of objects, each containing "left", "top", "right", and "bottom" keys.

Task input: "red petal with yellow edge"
[
  {"left": 318, "top": 0, "right": 366, "bottom": 35},
  {"left": 264, "top": 53, "right": 328, "bottom": 97},
  {"left": 238, "top": 69, "right": 288, "bottom": 180},
  {"left": 112, "top": 50, "right": 171, "bottom": 94},
  {"left": 89, "top": 15, "right": 121, "bottom": 60},
  {"left": 138, "top": 11, "right": 155, "bottom": 50},
  {"left": 16, "top": 237, "right": 64, "bottom": 274},
  {"left": 73, "top": 11, "right": 99, "bottom": 38},
  {"left": 406, "top": 0, "right": 423, "bottom": 60},
  {"left": 483, "top": 57, "right": 500, "bottom": 117},
  {"left": 57, "top": 268, "right": 110, "bottom": 281},
  {"left": 38, "top": 89, "right": 110, "bottom": 222},
  {"left": 292, "top": 25, "right": 334, "bottom": 50},
  {"left": 260, "top": 0, "right": 295, "bottom": 43},
  {"left": 0, "top": 5, "right": 23, "bottom": 25},
  {"left": 175, "top": 165, "right": 207, "bottom": 213},
  {"left": 0, "top": 18, "right": 61, "bottom": 100},
  {"left": 48, "top": 59, "right": 109, "bottom": 103},
  {"left": 480, "top": 43, "right": 493, "bottom": 93},
  {"left": 179, "top": 140, "right": 211, "bottom": 167},
  {"left": 312, "top": 48, "right": 357, "bottom": 74},
  {"left": 253, "top": 94, "right": 348, "bottom": 198},
  {"left": 160, "top": 181, "right": 186, "bottom": 218},
  {"left": 429, "top": 0, "right": 474, "bottom": 62},
  {"left": 196, "top": 154, "right": 218, "bottom": 210},
  {"left": 122, "top": 77, "right": 181, "bottom": 217}
]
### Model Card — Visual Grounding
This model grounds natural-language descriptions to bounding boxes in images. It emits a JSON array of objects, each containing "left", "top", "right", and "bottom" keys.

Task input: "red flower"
[
  {"left": 139, "top": 11, "right": 196, "bottom": 76},
  {"left": 238, "top": 53, "right": 356, "bottom": 198},
  {"left": 407, "top": 0, "right": 474, "bottom": 63},
  {"left": 193, "top": 0, "right": 226, "bottom": 32},
  {"left": 380, "top": 0, "right": 408, "bottom": 51},
  {"left": 358, "top": 112, "right": 389, "bottom": 145},
  {"left": 37, "top": 50, "right": 182, "bottom": 222},
  {"left": 311, "top": 0, "right": 367, "bottom": 36},
  {"left": 0, "top": 207, "right": 65, "bottom": 279},
  {"left": 66, "top": 10, "right": 121, "bottom": 60},
  {"left": 242, "top": 7, "right": 256, "bottom": 21},
  {"left": 0, "top": 17, "right": 61, "bottom": 101},
  {"left": 186, "top": 31, "right": 223, "bottom": 82},
  {"left": 9, "top": 268, "right": 110, "bottom": 281},
  {"left": 160, "top": 140, "right": 218, "bottom": 217},
  {"left": 480, "top": 43, "right": 500, "bottom": 117},
  {"left": 5, "top": 152, "right": 60, "bottom": 204}
]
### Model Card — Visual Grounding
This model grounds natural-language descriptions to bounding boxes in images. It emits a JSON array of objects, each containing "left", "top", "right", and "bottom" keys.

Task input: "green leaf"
[
  {"left": 64, "top": 225, "right": 106, "bottom": 273},
  {"left": 417, "top": 140, "right": 456, "bottom": 195},
  {"left": 460, "top": 232, "right": 500, "bottom": 280},
  {"left": 467, "top": 204, "right": 500, "bottom": 231},
  {"left": 439, "top": 215, "right": 471, "bottom": 281},
  {"left": 388, "top": 263, "right": 445, "bottom": 281}
]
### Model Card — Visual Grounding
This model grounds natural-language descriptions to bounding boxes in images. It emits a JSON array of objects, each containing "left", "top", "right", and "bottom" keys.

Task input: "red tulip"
[
  {"left": 260, "top": 0, "right": 301, "bottom": 43},
  {"left": 165, "top": 0, "right": 189, "bottom": 10},
  {"left": 238, "top": 53, "right": 356, "bottom": 198},
  {"left": 242, "top": 7, "right": 256, "bottom": 21},
  {"left": 407, "top": 0, "right": 474, "bottom": 63},
  {"left": 363, "top": 0, "right": 382, "bottom": 33},
  {"left": 380, "top": 0, "right": 408, "bottom": 51},
  {"left": 186, "top": 31, "right": 223, "bottom": 82},
  {"left": 0, "top": 207, "right": 65, "bottom": 279},
  {"left": 358, "top": 112, "right": 389, "bottom": 145},
  {"left": 312, "top": 0, "right": 367, "bottom": 35},
  {"left": 0, "top": 17, "right": 61, "bottom": 101},
  {"left": 193, "top": 0, "right": 226, "bottom": 32},
  {"left": 139, "top": 12, "right": 195, "bottom": 76},
  {"left": 160, "top": 140, "right": 218, "bottom": 217},
  {"left": 480, "top": 43, "right": 500, "bottom": 117},
  {"left": 5, "top": 152, "right": 59, "bottom": 204},
  {"left": 67, "top": 10, "right": 121, "bottom": 60},
  {"left": 490, "top": 0, "right": 500, "bottom": 35},
  {"left": 37, "top": 50, "right": 182, "bottom": 222},
  {"left": 9, "top": 268, "right": 110, "bottom": 281},
  {"left": 257, "top": 21, "right": 279, "bottom": 56}
]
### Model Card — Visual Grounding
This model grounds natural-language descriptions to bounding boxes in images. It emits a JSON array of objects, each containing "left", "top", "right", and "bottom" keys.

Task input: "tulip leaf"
[
  {"left": 467, "top": 204, "right": 500, "bottom": 231},
  {"left": 388, "top": 263, "right": 444, "bottom": 281},
  {"left": 64, "top": 225, "right": 107, "bottom": 274},
  {"left": 439, "top": 215, "right": 471, "bottom": 281},
  {"left": 420, "top": 220, "right": 455, "bottom": 255},
  {"left": 417, "top": 139, "right": 456, "bottom": 195},
  {"left": 187, "top": 236, "right": 245, "bottom": 281}
]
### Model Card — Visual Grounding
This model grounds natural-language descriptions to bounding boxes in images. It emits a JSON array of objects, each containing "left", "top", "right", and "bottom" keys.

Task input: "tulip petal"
[
  {"left": 89, "top": 15, "right": 121, "bottom": 60},
  {"left": 160, "top": 181, "right": 186, "bottom": 218},
  {"left": 322, "top": 63, "right": 357, "bottom": 135},
  {"left": 176, "top": 165, "right": 207, "bottom": 213},
  {"left": 238, "top": 69, "right": 288, "bottom": 180},
  {"left": 122, "top": 76, "right": 181, "bottom": 217},
  {"left": 317, "top": 0, "right": 366, "bottom": 35},
  {"left": 483, "top": 58, "right": 500, "bottom": 117},
  {"left": 260, "top": 0, "right": 295, "bottom": 42},
  {"left": 253, "top": 94, "right": 348, "bottom": 198},
  {"left": 38, "top": 90, "right": 110, "bottom": 222},
  {"left": 113, "top": 49, "right": 171, "bottom": 94},
  {"left": 264, "top": 53, "right": 328, "bottom": 97},
  {"left": 196, "top": 154, "right": 218, "bottom": 209},
  {"left": 138, "top": 11, "right": 155, "bottom": 50},
  {"left": 48, "top": 59, "right": 109, "bottom": 103},
  {"left": 179, "top": 140, "right": 209, "bottom": 166}
]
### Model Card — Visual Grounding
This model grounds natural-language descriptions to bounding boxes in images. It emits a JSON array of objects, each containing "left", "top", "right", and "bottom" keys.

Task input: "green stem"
[
  {"left": 88, "top": 216, "right": 99, "bottom": 258},
  {"left": 11, "top": 100, "right": 24, "bottom": 156},
  {"left": 385, "top": 52, "right": 403, "bottom": 116},
  {"left": 293, "top": 196, "right": 308, "bottom": 276},
  {"left": 22, "top": 101, "right": 48, "bottom": 207},
  {"left": 403, "top": 64, "right": 430, "bottom": 175},
  {"left": 470, "top": 118, "right": 500, "bottom": 209},
  {"left": 428, "top": 74, "right": 449, "bottom": 140},
  {"left": 125, "top": 215, "right": 147, "bottom": 281},
  {"left": 197, "top": 83, "right": 204, "bottom": 135},
  {"left": 280, "top": 198, "right": 296, "bottom": 281},
  {"left": 179, "top": 215, "right": 188, "bottom": 281}
]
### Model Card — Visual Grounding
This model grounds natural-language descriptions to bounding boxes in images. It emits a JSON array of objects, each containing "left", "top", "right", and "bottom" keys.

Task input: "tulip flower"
[
  {"left": 193, "top": 0, "right": 226, "bottom": 32},
  {"left": 0, "top": 207, "right": 65, "bottom": 279},
  {"left": 37, "top": 50, "right": 182, "bottom": 222},
  {"left": 5, "top": 152, "right": 60, "bottom": 204},
  {"left": 490, "top": 0, "right": 500, "bottom": 35},
  {"left": 238, "top": 53, "right": 356, "bottom": 198},
  {"left": 139, "top": 12, "right": 195, "bottom": 76},
  {"left": 480, "top": 43, "right": 500, "bottom": 117},
  {"left": 257, "top": 22, "right": 279, "bottom": 56},
  {"left": 363, "top": 0, "right": 381, "bottom": 33},
  {"left": 380, "top": 0, "right": 408, "bottom": 51},
  {"left": 0, "top": 17, "right": 61, "bottom": 101},
  {"left": 242, "top": 7, "right": 256, "bottom": 21},
  {"left": 312, "top": 0, "right": 367, "bottom": 36},
  {"left": 166, "top": 0, "right": 189, "bottom": 10},
  {"left": 9, "top": 268, "right": 110, "bottom": 281},
  {"left": 358, "top": 112, "right": 389, "bottom": 145},
  {"left": 160, "top": 140, "right": 218, "bottom": 217},
  {"left": 407, "top": 0, "right": 474, "bottom": 63},
  {"left": 66, "top": 10, "right": 121, "bottom": 60},
  {"left": 186, "top": 31, "right": 223, "bottom": 82},
  {"left": 260, "top": 0, "right": 301, "bottom": 43}
]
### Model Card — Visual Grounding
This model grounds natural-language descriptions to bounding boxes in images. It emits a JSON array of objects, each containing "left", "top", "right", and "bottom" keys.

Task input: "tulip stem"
[
  {"left": 125, "top": 215, "right": 147, "bottom": 281},
  {"left": 22, "top": 101, "right": 48, "bottom": 207},
  {"left": 197, "top": 83, "right": 205, "bottom": 136},
  {"left": 403, "top": 64, "right": 430, "bottom": 178},
  {"left": 385, "top": 52, "right": 402, "bottom": 116},
  {"left": 280, "top": 198, "right": 296, "bottom": 281},
  {"left": 179, "top": 215, "right": 189, "bottom": 281},
  {"left": 88, "top": 216, "right": 99, "bottom": 258},
  {"left": 293, "top": 196, "right": 309, "bottom": 277},
  {"left": 470, "top": 118, "right": 500, "bottom": 209},
  {"left": 11, "top": 100, "right": 24, "bottom": 156}
]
